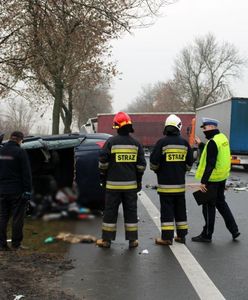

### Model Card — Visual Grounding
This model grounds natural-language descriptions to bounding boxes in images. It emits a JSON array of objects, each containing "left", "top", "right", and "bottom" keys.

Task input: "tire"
[{"left": 243, "top": 165, "right": 248, "bottom": 170}]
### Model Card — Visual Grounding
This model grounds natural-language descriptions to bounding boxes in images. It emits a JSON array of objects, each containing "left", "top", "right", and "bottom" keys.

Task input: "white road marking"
[{"left": 139, "top": 190, "right": 225, "bottom": 300}]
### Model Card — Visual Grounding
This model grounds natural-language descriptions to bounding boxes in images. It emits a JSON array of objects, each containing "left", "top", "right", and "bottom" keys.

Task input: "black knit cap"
[{"left": 10, "top": 131, "right": 24, "bottom": 140}]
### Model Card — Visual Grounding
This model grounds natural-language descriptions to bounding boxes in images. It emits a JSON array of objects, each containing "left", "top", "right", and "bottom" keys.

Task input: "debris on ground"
[
  {"left": 77, "top": 213, "right": 95, "bottom": 220},
  {"left": 56, "top": 232, "right": 97, "bottom": 244},
  {"left": 233, "top": 187, "right": 248, "bottom": 191},
  {"left": 140, "top": 249, "right": 149, "bottom": 255},
  {"left": 44, "top": 236, "right": 56, "bottom": 244},
  {"left": 226, "top": 176, "right": 248, "bottom": 191},
  {"left": 226, "top": 176, "right": 241, "bottom": 187},
  {"left": 30, "top": 185, "right": 99, "bottom": 221},
  {"left": 145, "top": 184, "right": 157, "bottom": 189},
  {"left": 13, "top": 295, "right": 25, "bottom": 300}
]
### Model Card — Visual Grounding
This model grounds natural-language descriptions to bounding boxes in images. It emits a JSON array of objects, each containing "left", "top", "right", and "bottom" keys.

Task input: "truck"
[
  {"left": 194, "top": 97, "right": 248, "bottom": 169},
  {"left": 82, "top": 112, "right": 195, "bottom": 150}
]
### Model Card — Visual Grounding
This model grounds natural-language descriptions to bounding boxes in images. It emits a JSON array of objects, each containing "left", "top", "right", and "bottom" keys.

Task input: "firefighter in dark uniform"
[
  {"left": 96, "top": 112, "right": 146, "bottom": 249},
  {"left": 192, "top": 117, "right": 240, "bottom": 242},
  {"left": 150, "top": 114, "right": 193, "bottom": 245},
  {"left": 0, "top": 131, "right": 32, "bottom": 251}
]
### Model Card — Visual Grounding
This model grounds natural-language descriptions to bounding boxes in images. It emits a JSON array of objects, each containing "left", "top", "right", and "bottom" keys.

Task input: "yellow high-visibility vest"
[{"left": 195, "top": 133, "right": 231, "bottom": 182}]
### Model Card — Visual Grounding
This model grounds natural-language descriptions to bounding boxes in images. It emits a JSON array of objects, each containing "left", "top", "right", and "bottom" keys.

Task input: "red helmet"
[{"left": 112, "top": 112, "right": 132, "bottom": 129}]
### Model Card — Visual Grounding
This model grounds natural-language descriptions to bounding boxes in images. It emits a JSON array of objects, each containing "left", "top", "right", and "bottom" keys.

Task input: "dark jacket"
[
  {"left": 99, "top": 134, "right": 146, "bottom": 191},
  {"left": 150, "top": 133, "right": 193, "bottom": 194},
  {"left": 0, "top": 141, "right": 32, "bottom": 194},
  {"left": 198, "top": 129, "right": 219, "bottom": 184}
]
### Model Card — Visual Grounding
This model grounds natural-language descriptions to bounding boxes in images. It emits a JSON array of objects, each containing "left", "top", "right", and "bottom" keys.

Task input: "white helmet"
[{"left": 165, "top": 114, "right": 182, "bottom": 131}]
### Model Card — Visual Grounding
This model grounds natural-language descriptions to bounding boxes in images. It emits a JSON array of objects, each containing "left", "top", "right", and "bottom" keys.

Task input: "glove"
[
  {"left": 26, "top": 200, "right": 35, "bottom": 216},
  {"left": 22, "top": 192, "right": 32, "bottom": 201}
]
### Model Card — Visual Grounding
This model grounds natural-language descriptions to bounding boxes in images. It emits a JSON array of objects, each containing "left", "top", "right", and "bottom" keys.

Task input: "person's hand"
[
  {"left": 26, "top": 200, "right": 35, "bottom": 216},
  {"left": 22, "top": 192, "right": 32, "bottom": 201},
  {"left": 200, "top": 184, "right": 207, "bottom": 193},
  {"left": 195, "top": 136, "right": 201, "bottom": 145}
]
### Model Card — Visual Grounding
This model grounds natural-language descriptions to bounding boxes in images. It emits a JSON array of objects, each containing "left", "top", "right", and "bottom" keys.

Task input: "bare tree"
[
  {"left": 0, "top": 100, "right": 36, "bottom": 136},
  {"left": 126, "top": 84, "right": 156, "bottom": 112},
  {"left": 173, "top": 33, "right": 246, "bottom": 111},
  {"left": 0, "top": 0, "right": 175, "bottom": 134},
  {"left": 73, "top": 83, "right": 113, "bottom": 130},
  {"left": 153, "top": 81, "right": 183, "bottom": 111},
  {"left": 126, "top": 80, "right": 183, "bottom": 112}
]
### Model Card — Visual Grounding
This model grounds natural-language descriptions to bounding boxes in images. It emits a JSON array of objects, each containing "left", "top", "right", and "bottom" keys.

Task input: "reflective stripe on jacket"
[
  {"left": 99, "top": 134, "right": 146, "bottom": 191},
  {"left": 150, "top": 134, "right": 193, "bottom": 195}
]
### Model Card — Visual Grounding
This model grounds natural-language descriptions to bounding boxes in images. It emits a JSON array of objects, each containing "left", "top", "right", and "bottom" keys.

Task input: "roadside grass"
[{"left": 8, "top": 218, "right": 78, "bottom": 254}]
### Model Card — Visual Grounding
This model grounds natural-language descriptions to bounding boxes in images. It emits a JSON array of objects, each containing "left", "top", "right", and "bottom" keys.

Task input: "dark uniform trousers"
[
  {"left": 102, "top": 191, "right": 138, "bottom": 241},
  {"left": 202, "top": 180, "right": 239, "bottom": 239},
  {"left": 0, "top": 194, "right": 27, "bottom": 248},
  {"left": 160, "top": 194, "right": 188, "bottom": 241}
]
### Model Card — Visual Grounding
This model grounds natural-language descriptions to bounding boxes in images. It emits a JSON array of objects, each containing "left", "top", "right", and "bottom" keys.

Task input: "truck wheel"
[{"left": 243, "top": 165, "right": 248, "bottom": 170}]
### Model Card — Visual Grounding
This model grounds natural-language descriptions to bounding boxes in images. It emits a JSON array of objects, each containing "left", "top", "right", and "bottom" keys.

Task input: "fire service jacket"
[
  {"left": 150, "top": 134, "right": 193, "bottom": 194},
  {"left": 99, "top": 134, "right": 146, "bottom": 191}
]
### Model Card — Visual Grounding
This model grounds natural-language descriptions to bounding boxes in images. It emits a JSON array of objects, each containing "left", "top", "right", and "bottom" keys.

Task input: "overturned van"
[{"left": 22, "top": 133, "right": 111, "bottom": 211}]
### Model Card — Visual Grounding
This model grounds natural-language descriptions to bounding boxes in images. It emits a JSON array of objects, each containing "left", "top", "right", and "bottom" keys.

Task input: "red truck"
[{"left": 82, "top": 112, "right": 195, "bottom": 150}]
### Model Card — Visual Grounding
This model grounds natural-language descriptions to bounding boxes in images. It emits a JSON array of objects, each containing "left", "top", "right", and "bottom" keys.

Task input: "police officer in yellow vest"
[
  {"left": 150, "top": 114, "right": 193, "bottom": 245},
  {"left": 192, "top": 117, "right": 240, "bottom": 243},
  {"left": 96, "top": 112, "right": 146, "bottom": 249}
]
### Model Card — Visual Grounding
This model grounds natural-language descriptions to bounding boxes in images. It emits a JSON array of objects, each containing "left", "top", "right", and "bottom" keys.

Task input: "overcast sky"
[{"left": 110, "top": 0, "right": 248, "bottom": 112}]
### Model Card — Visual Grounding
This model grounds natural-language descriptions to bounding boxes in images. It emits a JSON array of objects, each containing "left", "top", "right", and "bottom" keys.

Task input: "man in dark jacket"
[
  {"left": 0, "top": 132, "right": 4, "bottom": 146},
  {"left": 192, "top": 118, "right": 240, "bottom": 242},
  {"left": 150, "top": 114, "right": 193, "bottom": 245},
  {"left": 0, "top": 131, "right": 32, "bottom": 251},
  {"left": 96, "top": 112, "right": 146, "bottom": 249}
]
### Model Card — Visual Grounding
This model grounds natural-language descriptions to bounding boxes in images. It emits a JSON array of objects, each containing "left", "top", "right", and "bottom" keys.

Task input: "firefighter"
[
  {"left": 150, "top": 114, "right": 193, "bottom": 245},
  {"left": 192, "top": 118, "right": 240, "bottom": 242},
  {"left": 96, "top": 112, "right": 146, "bottom": 249}
]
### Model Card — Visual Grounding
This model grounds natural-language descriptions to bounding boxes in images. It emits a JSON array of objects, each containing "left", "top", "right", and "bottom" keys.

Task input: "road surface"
[{"left": 63, "top": 165, "right": 248, "bottom": 300}]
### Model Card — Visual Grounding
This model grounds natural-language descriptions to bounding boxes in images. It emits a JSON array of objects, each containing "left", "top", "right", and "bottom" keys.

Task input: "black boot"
[{"left": 191, "top": 234, "right": 212, "bottom": 243}]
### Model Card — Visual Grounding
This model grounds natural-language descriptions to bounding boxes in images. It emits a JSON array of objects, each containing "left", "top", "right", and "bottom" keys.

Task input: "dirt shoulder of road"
[
  {"left": 0, "top": 219, "right": 81, "bottom": 300},
  {"left": 0, "top": 251, "right": 79, "bottom": 300}
]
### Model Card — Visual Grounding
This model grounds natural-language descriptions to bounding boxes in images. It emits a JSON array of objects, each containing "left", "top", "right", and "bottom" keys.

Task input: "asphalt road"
[{"left": 63, "top": 165, "right": 248, "bottom": 300}]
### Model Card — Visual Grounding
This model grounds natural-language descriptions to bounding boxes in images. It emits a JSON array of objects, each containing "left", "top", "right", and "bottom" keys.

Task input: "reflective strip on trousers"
[
  {"left": 125, "top": 223, "right": 138, "bottom": 232},
  {"left": 157, "top": 184, "right": 185, "bottom": 193},
  {"left": 102, "top": 223, "right": 117, "bottom": 232},
  {"left": 106, "top": 181, "right": 137, "bottom": 190},
  {"left": 161, "top": 222, "right": 174, "bottom": 231},
  {"left": 176, "top": 221, "right": 188, "bottom": 230}
]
